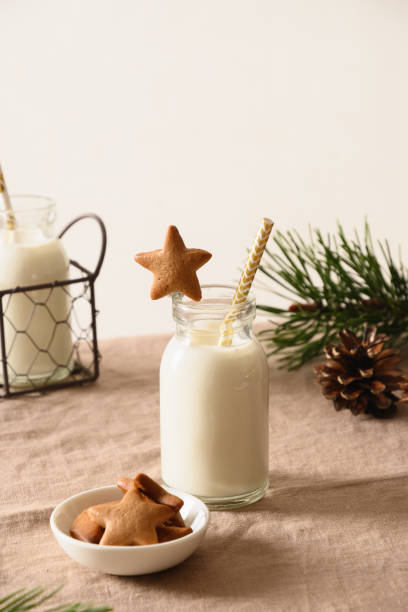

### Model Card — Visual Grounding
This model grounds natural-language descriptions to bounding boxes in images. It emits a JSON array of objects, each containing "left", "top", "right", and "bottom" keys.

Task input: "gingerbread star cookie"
[
  {"left": 117, "top": 473, "right": 188, "bottom": 531},
  {"left": 134, "top": 225, "right": 212, "bottom": 301},
  {"left": 87, "top": 483, "right": 175, "bottom": 546}
]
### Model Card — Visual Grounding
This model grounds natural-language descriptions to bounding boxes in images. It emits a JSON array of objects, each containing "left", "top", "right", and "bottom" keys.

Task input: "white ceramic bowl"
[{"left": 50, "top": 485, "right": 210, "bottom": 575}]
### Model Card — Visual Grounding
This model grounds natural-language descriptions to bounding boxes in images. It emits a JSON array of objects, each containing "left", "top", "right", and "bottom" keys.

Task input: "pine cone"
[{"left": 315, "top": 326, "right": 408, "bottom": 418}]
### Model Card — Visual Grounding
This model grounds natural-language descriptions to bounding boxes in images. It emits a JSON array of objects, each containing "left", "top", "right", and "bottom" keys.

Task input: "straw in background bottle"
[{"left": 0, "top": 163, "right": 15, "bottom": 230}]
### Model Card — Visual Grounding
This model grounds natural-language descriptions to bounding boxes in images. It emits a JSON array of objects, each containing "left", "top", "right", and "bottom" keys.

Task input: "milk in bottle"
[{"left": 0, "top": 196, "right": 73, "bottom": 386}]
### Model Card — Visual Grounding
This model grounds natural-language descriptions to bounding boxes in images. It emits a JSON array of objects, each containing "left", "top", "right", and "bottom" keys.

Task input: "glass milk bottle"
[
  {"left": 0, "top": 196, "right": 73, "bottom": 387},
  {"left": 160, "top": 285, "right": 269, "bottom": 509}
]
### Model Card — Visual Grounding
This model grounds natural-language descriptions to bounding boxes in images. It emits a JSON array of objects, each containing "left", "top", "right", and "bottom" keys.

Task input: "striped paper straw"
[
  {"left": 219, "top": 217, "right": 274, "bottom": 346},
  {"left": 0, "top": 163, "right": 15, "bottom": 229}
]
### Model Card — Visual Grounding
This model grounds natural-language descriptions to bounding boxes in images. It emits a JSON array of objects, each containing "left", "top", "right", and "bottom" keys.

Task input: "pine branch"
[
  {"left": 257, "top": 222, "right": 408, "bottom": 369},
  {"left": 0, "top": 587, "right": 112, "bottom": 612}
]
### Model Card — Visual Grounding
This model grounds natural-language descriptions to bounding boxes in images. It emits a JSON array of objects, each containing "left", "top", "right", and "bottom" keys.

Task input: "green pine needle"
[
  {"left": 257, "top": 221, "right": 408, "bottom": 369},
  {"left": 0, "top": 588, "right": 112, "bottom": 612}
]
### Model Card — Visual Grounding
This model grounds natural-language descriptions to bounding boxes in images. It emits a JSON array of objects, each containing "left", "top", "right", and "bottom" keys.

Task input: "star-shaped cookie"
[
  {"left": 87, "top": 484, "right": 175, "bottom": 546},
  {"left": 117, "top": 474, "right": 186, "bottom": 528},
  {"left": 134, "top": 225, "right": 212, "bottom": 301},
  {"left": 117, "top": 475, "right": 192, "bottom": 541}
]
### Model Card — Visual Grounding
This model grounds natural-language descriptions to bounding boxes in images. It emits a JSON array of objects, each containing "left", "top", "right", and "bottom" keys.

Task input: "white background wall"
[{"left": 1, "top": 0, "right": 407, "bottom": 338}]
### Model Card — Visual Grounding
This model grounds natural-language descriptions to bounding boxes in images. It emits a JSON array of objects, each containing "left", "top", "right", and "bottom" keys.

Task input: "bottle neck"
[
  {"left": 0, "top": 196, "right": 56, "bottom": 244},
  {"left": 172, "top": 285, "right": 256, "bottom": 346}
]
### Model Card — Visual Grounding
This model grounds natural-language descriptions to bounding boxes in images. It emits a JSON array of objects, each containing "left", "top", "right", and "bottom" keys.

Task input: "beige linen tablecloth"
[{"left": 1, "top": 334, "right": 408, "bottom": 611}]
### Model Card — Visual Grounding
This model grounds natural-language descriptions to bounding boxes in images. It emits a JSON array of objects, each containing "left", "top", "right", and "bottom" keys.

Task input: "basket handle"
[{"left": 58, "top": 213, "right": 107, "bottom": 280}]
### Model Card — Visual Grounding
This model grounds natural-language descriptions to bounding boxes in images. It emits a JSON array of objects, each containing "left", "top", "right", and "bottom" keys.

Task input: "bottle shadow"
[{"left": 249, "top": 470, "right": 408, "bottom": 519}]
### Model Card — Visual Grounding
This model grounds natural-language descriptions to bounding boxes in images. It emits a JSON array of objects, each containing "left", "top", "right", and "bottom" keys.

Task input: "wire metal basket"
[{"left": 0, "top": 213, "right": 107, "bottom": 398}]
